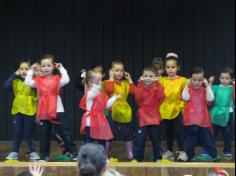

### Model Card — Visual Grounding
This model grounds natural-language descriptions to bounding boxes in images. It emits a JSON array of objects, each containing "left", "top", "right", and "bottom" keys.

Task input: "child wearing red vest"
[
  {"left": 132, "top": 66, "right": 165, "bottom": 162},
  {"left": 80, "top": 70, "right": 120, "bottom": 148},
  {"left": 25, "top": 54, "right": 78, "bottom": 162},
  {"left": 182, "top": 67, "right": 219, "bottom": 162}
]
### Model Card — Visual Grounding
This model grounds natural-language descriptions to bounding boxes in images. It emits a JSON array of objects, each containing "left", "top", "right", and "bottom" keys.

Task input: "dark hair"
[
  {"left": 78, "top": 144, "right": 107, "bottom": 176},
  {"left": 143, "top": 66, "right": 157, "bottom": 76},
  {"left": 18, "top": 172, "right": 32, "bottom": 176},
  {"left": 164, "top": 52, "right": 180, "bottom": 67},
  {"left": 221, "top": 67, "right": 234, "bottom": 78},
  {"left": 40, "top": 54, "right": 56, "bottom": 64},
  {"left": 191, "top": 67, "right": 205, "bottom": 76}
]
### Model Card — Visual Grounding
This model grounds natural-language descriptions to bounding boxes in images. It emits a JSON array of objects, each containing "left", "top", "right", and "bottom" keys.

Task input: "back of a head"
[
  {"left": 78, "top": 143, "right": 107, "bottom": 176},
  {"left": 18, "top": 172, "right": 33, "bottom": 176}
]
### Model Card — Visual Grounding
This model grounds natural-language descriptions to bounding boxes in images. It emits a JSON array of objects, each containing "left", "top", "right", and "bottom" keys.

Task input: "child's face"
[
  {"left": 19, "top": 63, "right": 30, "bottom": 79},
  {"left": 92, "top": 73, "right": 103, "bottom": 86},
  {"left": 112, "top": 64, "right": 124, "bottom": 80},
  {"left": 142, "top": 70, "right": 156, "bottom": 86},
  {"left": 40, "top": 58, "right": 55, "bottom": 76},
  {"left": 220, "top": 73, "right": 232, "bottom": 86},
  {"left": 165, "top": 60, "right": 179, "bottom": 77},
  {"left": 191, "top": 73, "right": 204, "bottom": 89},
  {"left": 153, "top": 63, "right": 163, "bottom": 77}
]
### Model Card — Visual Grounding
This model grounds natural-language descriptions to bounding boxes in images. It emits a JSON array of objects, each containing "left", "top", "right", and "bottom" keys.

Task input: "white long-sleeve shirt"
[
  {"left": 182, "top": 86, "right": 215, "bottom": 102},
  {"left": 24, "top": 66, "right": 70, "bottom": 113},
  {"left": 86, "top": 84, "right": 118, "bottom": 127}
]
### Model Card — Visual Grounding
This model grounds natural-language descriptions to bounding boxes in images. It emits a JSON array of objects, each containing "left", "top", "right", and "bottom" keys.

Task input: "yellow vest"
[
  {"left": 111, "top": 80, "right": 132, "bottom": 123},
  {"left": 12, "top": 79, "right": 37, "bottom": 116},
  {"left": 159, "top": 77, "right": 187, "bottom": 120}
]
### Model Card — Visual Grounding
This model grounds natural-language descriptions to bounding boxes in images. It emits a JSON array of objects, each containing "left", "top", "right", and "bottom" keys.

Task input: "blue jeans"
[
  {"left": 133, "top": 125, "right": 162, "bottom": 162},
  {"left": 12, "top": 114, "right": 35, "bottom": 153},
  {"left": 185, "top": 125, "right": 217, "bottom": 160}
]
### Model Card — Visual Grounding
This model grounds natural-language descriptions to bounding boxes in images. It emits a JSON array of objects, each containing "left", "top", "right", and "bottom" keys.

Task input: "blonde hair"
[
  {"left": 111, "top": 61, "right": 124, "bottom": 69},
  {"left": 85, "top": 70, "right": 102, "bottom": 85}
]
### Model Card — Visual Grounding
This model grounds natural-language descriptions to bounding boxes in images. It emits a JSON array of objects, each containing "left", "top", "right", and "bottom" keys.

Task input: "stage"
[{"left": 0, "top": 162, "right": 235, "bottom": 176}]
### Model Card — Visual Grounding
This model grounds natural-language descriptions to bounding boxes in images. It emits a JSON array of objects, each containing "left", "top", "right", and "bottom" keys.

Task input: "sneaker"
[
  {"left": 224, "top": 152, "right": 233, "bottom": 160},
  {"left": 29, "top": 152, "right": 40, "bottom": 161},
  {"left": 109, "top": 157, "right": 119, "bottom": 163},
  {"left": 212, "top": 155, "right": 221, "bottom": 162},
  {"left": 131, "top": 159, "right": 138, "bottom": 163},
  {"left": 6, "top": 152, "right": 18, "bottom": 160},
  {"left": 200, "top": 149, "right": 209, "bottom": 156},
  {"left": 177, "top": 151, "right": 188, "bottom": 162},
  {"left": 39, "top": 157, "right": 49, "bottom": 162},
  {"left": 162, "top": 151, "right": 174, "bottom": 161},
  {"left": 194, "top": 155, "right": 213, "bottom": 162}
]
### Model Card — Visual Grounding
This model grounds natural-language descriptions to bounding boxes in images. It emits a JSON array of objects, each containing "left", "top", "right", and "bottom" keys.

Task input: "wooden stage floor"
[{"left": 0, "top": 162, "right": 235, "bottom": 176}]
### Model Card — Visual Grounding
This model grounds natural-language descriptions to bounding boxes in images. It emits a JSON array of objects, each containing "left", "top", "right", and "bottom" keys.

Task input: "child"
[
  {"left": 152, "top": 57, "right": 164, "bottom": 79},
  {"left": 132, "top": 66, "right": 165, "bottom": 162},
  {"left": 80, "top": 70, "right": 120, "bottom": 148},
  {"left": 103, "top": 61, "right": 135, "bottom": 160},
  {"left": 3, "top": 60, "right": 39, "bottom": 161},
  {"left": 159, "top": 53, "right": 188, "bottom": 161},
  {"left": 182, "top": 67, "right": 219, "bottom": 162},
  {"left": 209, "top": 68, "right": 235, "bottom": 160},
  {"left": 25, "top": 54, "right": 78, "bottom": 162}
]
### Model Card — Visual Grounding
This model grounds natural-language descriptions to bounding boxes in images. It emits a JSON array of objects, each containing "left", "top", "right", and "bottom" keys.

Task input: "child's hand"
[
  {"left": 109, "top": 69, "right": 114, "bottom": 81},
  {"left": 203, "top": 78, "right": 209, "bottom": 87},
  {"left": 55, "top": 63, "right": 63, "bottom": 69},
  {"left": 209, "top": 76, "right": 215, "bottom": 85},
  {"left": 232, "top": 79, "right": 235, "bottom": 86},
  {"left": 124, "top": 72, "right": 133, "bottom": 83},
  {"left": 29, "top": 163, "right": 44, "bottom": 176},
  {"left": 116, "top": 94, "right": 122, "bottom": 99},
  {"left": 139, "top": 76, "right": 145, "bottom": 81},
  {"left": 15, "top": 69, "right": 21, "bottom": 76}
]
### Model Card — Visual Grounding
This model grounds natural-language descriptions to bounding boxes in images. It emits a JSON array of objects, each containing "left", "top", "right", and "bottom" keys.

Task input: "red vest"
[
  {"left": 183, "top": 86, "right": 212, "bottom": 127},
  {"left": 34, "top": 75, "right": 61, "bottom": 121},
  {"left": 135, "top": 81, "right": 165, "bottom": 127},
  {"left": 80, "top": 90, "right": 113, "bottom": 141}
]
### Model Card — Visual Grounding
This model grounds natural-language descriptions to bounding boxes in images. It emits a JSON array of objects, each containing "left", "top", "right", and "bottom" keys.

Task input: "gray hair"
[{"left": 78, "top": 143, "right": 107, "bottom": 176}]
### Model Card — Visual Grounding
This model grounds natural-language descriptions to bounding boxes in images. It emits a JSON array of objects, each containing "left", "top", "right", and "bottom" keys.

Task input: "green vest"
[
  {"left": 12, "top": 79, "right": 37, "bottom": 116},
  {"left": 210, "top": 85, "right": 234, "bottom": 127}
]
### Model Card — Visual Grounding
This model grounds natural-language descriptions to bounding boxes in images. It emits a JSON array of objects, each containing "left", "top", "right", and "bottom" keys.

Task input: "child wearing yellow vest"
[
  {"left": 3, "top": 61, "right": 39, "bottom": 161},
  {"left": 103, "top": 61, "right": 135, "bottom": 160},
  {"left": 159, "top": 53, "right": 188, "bottom": 162}
]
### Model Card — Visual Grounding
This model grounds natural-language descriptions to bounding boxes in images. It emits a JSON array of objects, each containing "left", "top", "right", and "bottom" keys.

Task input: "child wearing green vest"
[
  {"left": 3, "top": 60, "right": 39, "bottom": 161},
  {"left": 209, "top": 68, "right": 235, "bottom": 160}
]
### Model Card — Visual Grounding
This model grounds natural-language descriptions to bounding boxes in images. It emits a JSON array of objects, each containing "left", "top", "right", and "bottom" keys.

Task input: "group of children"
[{"left": 3, "top": 53, "right": 235, "bottom": 163}]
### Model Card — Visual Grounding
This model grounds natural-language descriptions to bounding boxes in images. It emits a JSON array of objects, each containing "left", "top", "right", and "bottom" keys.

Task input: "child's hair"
[
  {"left": 85, "top": 70, "right": 102, "bottom": 85},
  {"left": 19, "top": 60, "right": 31, "bottom": 67},
  {"left": 191, "top": 67, "right": 205, "bottom": 76},
  {"left": 221, "top": 67, "right": 234, "bottom": 78},
  {"left": 78, "top": 143, "right": 107, "bottom": 176},
  {"left": 111, "top": 60, "right": 124, "bottom": 68},
  {"left": 152, "top": 58, "right": 163, "bottom": 68},
  {"left": 143, "top": 66, "right": 157, "bottom": 76},
  {"left": 40, "top": 54, "right": 56, "bottom": 64},
  {"left": 164, "top": 52, "right": 180, "bottom": 67}
]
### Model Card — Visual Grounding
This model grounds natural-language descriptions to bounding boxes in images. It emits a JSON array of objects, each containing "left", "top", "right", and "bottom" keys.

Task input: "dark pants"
[
  {"left": 85, "top": 127, "right": 106, "bottom": 148},
  {"left": 12, "top": 114, "right": 35, "bottom": 153},
  {"left": 39, "top": 113, "right": 78, "bottom": 159},
  {"left": 162, "top": 114, "right": 185, "bottom": 151},
  {"left": 108, "top": 113, "right": 133, "bottom": 142},
  {"left": 133, "top": 125, "right": 162, "bottom": 162},
  {"left": 213, "top": 113, "right": 234, "bottom": 153},
  {"left": 185, "top": 125, "right": 217, "bottom": 160}
]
